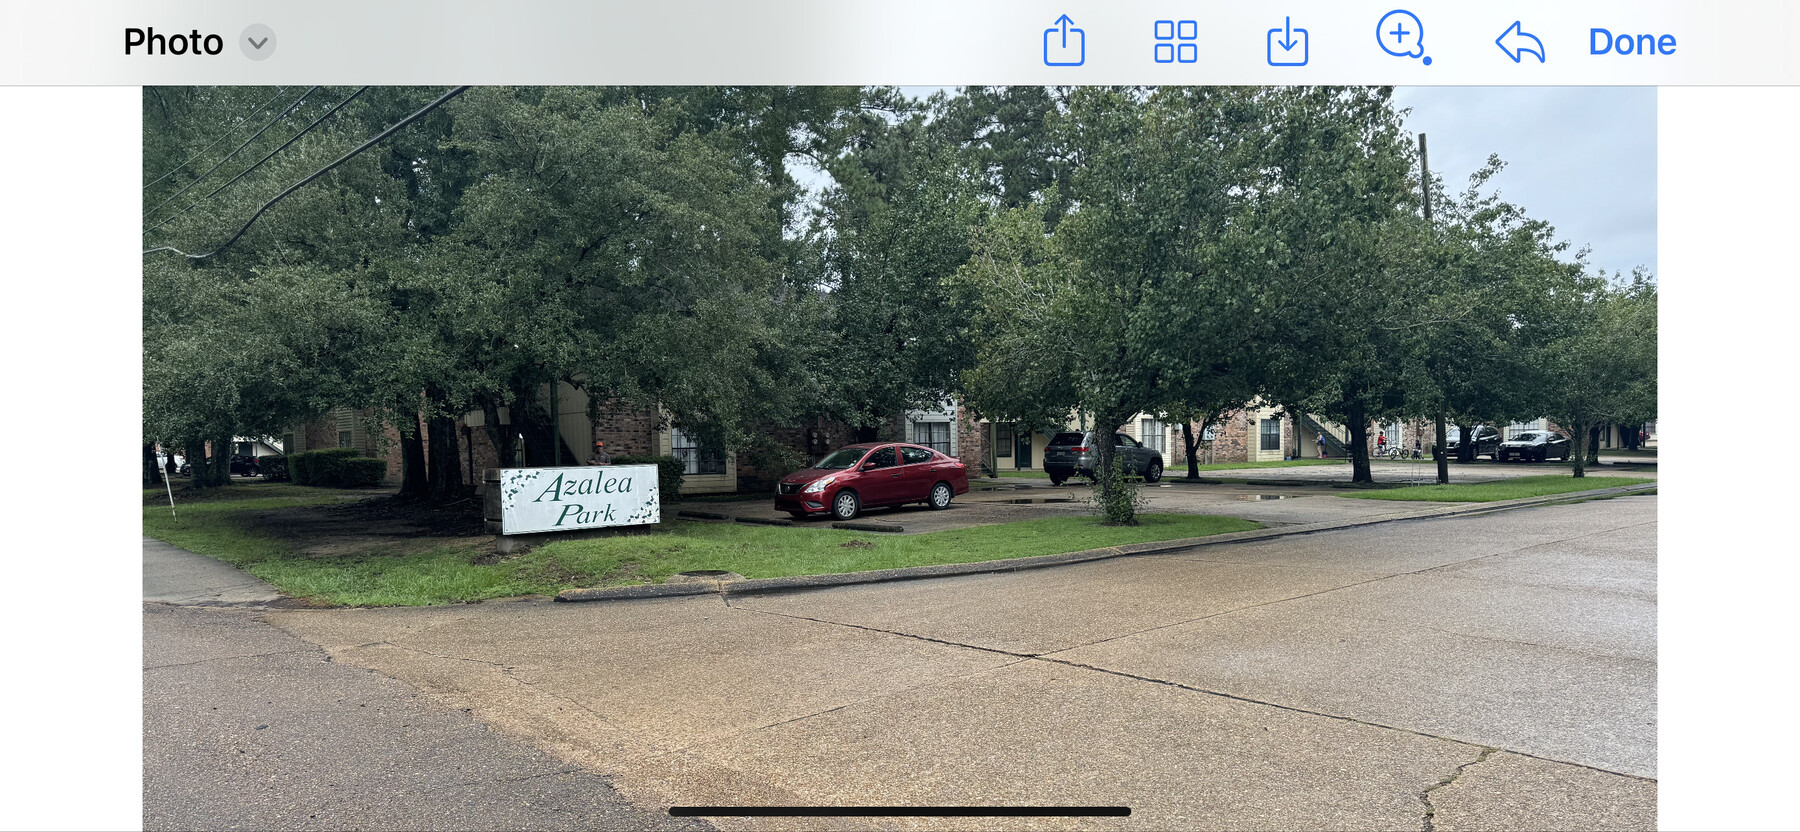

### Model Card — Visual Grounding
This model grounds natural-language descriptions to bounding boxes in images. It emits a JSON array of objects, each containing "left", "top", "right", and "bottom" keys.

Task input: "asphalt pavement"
[
  {"left": 143, "top": 603, "right": 711, "bottom": 830},
  {"left": 260, "top": 495, "right": 1659, "bottom": 831}
]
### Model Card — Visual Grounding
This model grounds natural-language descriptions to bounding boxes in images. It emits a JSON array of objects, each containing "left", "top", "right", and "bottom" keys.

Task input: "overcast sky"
[
  {"left": 799, "top": 86, "right": 1656, "bottom": 278},
  {"left": 1392, "top": 86, "right": 1656, "bottom": 278}
]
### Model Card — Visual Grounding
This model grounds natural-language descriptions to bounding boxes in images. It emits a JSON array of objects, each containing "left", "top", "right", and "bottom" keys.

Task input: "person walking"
[
  {"left": 1316, "top": 432, "right": 1326, "bottom": 458},
  {"left": 587, "top": 440, "right": 611, "bottom": 466}
]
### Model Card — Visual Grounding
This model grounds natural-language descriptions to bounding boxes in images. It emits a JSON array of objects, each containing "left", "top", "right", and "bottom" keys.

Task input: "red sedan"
[{"left": 775, "top": 442, "right": 970, "bottom": 520}]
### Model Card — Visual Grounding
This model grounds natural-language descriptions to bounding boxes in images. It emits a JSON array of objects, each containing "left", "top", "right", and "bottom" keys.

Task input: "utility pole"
[{"left": 1421, "top": 133, "right": 1450, "bottom": 486}]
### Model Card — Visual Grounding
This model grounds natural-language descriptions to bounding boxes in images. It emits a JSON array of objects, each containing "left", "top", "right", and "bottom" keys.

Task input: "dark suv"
[
  {"left": 1042, "top": 431, "right": 1164, "bottom": 486},
  {"left": 1445, "top": 425, "right": 1501, "bottom": 460}
]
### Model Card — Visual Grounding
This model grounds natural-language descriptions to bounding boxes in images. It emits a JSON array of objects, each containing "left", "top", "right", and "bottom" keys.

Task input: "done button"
[{"left": 1590, "top": 28, "right": 1676, "bottom": 56}]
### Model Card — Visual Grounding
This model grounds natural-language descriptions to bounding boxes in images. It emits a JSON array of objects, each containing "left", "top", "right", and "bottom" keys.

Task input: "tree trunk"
[
  {"left": 483, "top": 400, "right": 516, "bottom": 470},
  {"left": 1091, "top": 410, "right": 1136, "bottom": 525},
  {"left": 422, "top": 386, "right": 466, "bottom": 500},
  {"left": 1347, "top": 403, "right": 1372, "bottom": 484},
  {"left": 1570, "top": 418, "right": 1589, "bottom": 478},
  {"left": 1455, "top": 420, "right": 1475, "bottom": 463},
  {"left": 210, "top": 434, "right": 232, "bottom": 487},
  {"left": 399, "top": 411, "right": 429, "bottom": 499},
  {"left": 1434, "top": 411, "right": 1449, "bottom": 485},
  {"left": 143, "top": 443, "right": 164, "bottom": 487},
  {"left": 1587, "top": 424, "right": 1602, "bottom": 466},
  {"left": 1183, "top": 421, "right": 1200, "bottom": 479}
]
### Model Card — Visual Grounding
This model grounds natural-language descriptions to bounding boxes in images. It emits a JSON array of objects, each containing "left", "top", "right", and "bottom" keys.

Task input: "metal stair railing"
[{"left": 1298, "top": 413, "right": 1352, "bottom": 459}]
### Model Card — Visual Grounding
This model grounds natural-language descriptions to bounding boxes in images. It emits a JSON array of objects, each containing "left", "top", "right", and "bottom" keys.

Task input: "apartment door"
[{"left": 1014, "top": 427, "right": 1033, "bottom": 468}]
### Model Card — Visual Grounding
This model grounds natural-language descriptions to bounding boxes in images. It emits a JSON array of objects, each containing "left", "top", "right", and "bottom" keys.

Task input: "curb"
[
  {"left": 552, "top": 481, "right": 1656, "bottom": 604},
  {"left": 832, "top": 522, "right": 904, "bottom": 533}
]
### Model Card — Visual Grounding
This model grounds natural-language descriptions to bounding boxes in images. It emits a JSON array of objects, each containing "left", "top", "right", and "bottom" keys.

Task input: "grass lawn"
[
  {"left": 143, "top": 484, "right": 1260, "bottom": 606},
  {"left": 1339, "top": 474, "right": 1656, "bottom": 503}
]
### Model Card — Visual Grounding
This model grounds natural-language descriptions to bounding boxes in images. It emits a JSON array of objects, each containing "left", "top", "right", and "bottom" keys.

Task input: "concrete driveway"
[{"left": 262, "top": 495, "right": 1657, "bottom": 830}]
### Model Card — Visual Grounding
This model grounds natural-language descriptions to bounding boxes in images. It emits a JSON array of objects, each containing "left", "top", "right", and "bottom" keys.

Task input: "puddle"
[
  {"left": 975, "top": 485, "right": 1035, "bottom": 492},
  {"left": 997, "top": 497, "right": 1075, "bottom": 504},
  {"left": 1238, "top": 494, "right": 1297, "bottom": 501}
]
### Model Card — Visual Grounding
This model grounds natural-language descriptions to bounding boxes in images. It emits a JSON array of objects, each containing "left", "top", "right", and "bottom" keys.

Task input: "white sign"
[{"left": 496, "top": 465, "right": 660, "bottom": 535}]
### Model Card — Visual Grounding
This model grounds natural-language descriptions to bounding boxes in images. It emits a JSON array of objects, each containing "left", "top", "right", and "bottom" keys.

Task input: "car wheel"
[
  {"left": 1049, "top": 475, "right": 1066, "bottom": 486},
  {"left": 928, "top": 482, "right": 953, "bottom": 510},
  {"left": 831, "top": 490, "right": 860, "bottom": 521},
  {"left": 1144, "top": 460, "right": 1163, "bottom": 483}
]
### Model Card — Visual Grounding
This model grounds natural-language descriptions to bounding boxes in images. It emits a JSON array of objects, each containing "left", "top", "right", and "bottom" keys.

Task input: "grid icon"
[{"left": 1153, "top": 19, "right": 1200, "bottom": 64}]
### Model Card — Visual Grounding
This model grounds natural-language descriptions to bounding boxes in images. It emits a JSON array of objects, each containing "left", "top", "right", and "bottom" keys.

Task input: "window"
[
  {"left": 338, "top": 431, "right": 353, "bottom": 449},
  {"left": 1139, "top": 419, "right": 1165, "bottom": 453},
  {"left": 900, "top": 446, "right": 933, "bottom": 465},
  {"left": 1115, "top": 434, "right": 1140, "bottom": 448},
  {"left": 1259, "top": 419, "right": 1281, "bottom": 451},
  {"left": 866, "top": 446, "right": 897, "bottom": 468},
  {"left": 671, "top": 427, "right": 726, "bottom": 475},
  {"left": 995, "top": 424, "right": 1013, "bottom": 458},
  {"left": 914, "top": 421, "right": 950, "bottom": 454}
]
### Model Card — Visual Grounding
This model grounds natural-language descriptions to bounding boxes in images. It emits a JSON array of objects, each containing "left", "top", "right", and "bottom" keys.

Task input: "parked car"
[
  {"left": 775, "top": 442, "right": 970, "bottom": 521},
  {"left": 1445, "top": 425, "right": 1502, "bottom": 459},
  {"left": 176, "top": 454, "right": 262, "bottom": 477},
  {"left": 1042, "top": 431, "right": 1164, "bottom": 486},
  {"left": 1496, "top": 431, "right": 1570, "bottom": 462}
]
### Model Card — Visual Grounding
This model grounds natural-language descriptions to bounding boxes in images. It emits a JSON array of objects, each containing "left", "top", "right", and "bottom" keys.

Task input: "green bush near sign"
[
  {"left": 610, "top": 454, "right": 684, "bottom": 498},
  {"left": 289, "top": 448, "right": 387, "bottom": 487}
]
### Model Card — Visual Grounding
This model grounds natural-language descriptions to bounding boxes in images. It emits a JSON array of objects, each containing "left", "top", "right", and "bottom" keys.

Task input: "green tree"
[
  {"left": 1535, "top": 272, "right": 1658, "bottom": 477},
  {"left": 810, "top": 101, "right": 983, "bottom": 440},
  {"left": 1252, "top": 87, "right": 1420, "bottom": 485},
  {"left": 958, "top": 87, "right": 1268, "bottom": 522}
]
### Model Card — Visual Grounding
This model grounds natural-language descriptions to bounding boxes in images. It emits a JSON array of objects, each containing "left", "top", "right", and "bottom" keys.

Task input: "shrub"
[
  {"left": 1084, "top": 454, "right": 1149, "bottom": 526},
  {"left": 336, "top": 457, "right": 388, "bottom": 487},
  {"left": 259, "top": 455, "right": 290, "bottom": 482},
  {"left": 290, "top": 448, "right": 375, "bottom": 486},
  {"left": 611, "top": 454, "right": 686, "bottom": 498}
]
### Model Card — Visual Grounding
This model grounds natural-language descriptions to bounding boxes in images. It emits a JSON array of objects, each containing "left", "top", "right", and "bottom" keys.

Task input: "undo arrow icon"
[{"left": 1496, "top": 21, "right": 1545, "bottom": 63}]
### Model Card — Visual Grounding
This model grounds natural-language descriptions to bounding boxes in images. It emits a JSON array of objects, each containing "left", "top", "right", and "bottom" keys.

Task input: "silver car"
[{"left": 1042, "top": 431, "right": 1165, "bottom": 486}]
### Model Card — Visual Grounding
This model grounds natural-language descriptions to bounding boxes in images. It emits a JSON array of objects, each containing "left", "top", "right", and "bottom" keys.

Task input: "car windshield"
[
  {"left": 1513, "top": 432, "right": 1543, "bottom": 442},
  {"left": 814, "top": 448, "right": 869, "bottom": 470},
  {"left": 1049, "top": 432, "right": 1087, "bottom": 446},
  {"left": 1447, "top": 428, "right": 1461, "bottom": 441}
]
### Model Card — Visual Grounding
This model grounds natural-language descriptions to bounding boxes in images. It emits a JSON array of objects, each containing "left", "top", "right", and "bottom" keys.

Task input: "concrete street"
[{"left": 240, "top": 495, "right": 1658, "bottom": 831}]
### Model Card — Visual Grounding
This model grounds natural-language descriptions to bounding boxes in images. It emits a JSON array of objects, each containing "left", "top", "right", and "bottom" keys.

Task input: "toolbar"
[{"left": 0, "top": 0, "right": 1780, "bottom": 84}]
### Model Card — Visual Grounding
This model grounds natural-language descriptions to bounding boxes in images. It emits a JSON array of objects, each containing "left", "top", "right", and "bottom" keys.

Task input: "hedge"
[
  {"left": 290, "top": 448, "right": 386, "bottom": 487},
  {"left": 611, "top": 454, "right": 686, "bottom": 498},
  {"left": 337, "top": 457, "right": 388, "bottom": 487},
  {"left": 259, "top": 455, "right": 291, "bottom": 482}
]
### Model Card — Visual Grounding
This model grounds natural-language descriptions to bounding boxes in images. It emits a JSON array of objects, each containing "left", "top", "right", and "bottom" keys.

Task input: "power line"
[
  {"left": 144, "top": 86, "right": 319, "bottom": 218},
  {"left": 144, "top": 86, "right": 370, "bottom": 236},
  {"left": 144, "top": 85, "right": 471, "bottom": 260},
  {"left": 142, "top": 86, "right": 293, "bottom": 191}
]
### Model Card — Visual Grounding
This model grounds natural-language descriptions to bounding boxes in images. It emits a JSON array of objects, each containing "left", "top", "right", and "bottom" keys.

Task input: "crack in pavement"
[
  {"left": 143, "top": 648, "right": 318, "bottom": 671},
  {"left": 1420, "top": 746, "right": 1496, "bottom": 832}
]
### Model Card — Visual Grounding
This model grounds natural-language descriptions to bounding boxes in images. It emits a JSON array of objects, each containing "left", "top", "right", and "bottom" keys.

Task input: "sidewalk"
[{"left": 143, "top": 537, "right": 282, "bottom": 606}]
